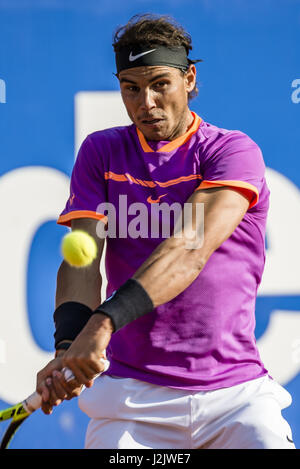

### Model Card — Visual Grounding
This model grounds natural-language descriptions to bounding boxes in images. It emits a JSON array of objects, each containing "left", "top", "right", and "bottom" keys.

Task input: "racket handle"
[{"left": 23, "top": 358, "right": 110, "bottom": 414}]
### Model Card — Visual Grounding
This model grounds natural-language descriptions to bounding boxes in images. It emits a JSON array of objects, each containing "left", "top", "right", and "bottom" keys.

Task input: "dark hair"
[{"left": 112, "top": 13, "right": 200, "bottom": 101}]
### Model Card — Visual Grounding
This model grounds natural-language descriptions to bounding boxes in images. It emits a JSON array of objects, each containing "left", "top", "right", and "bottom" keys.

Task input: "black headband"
[{"left": 115, "top": 45, "right": 202, "bottom": 74}]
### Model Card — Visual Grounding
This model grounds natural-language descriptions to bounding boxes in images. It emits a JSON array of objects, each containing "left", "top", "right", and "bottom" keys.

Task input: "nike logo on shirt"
[
  {"left": 129, "top": 49, "right": 157, "bottom": 62},
  {"left": 147, "top": 194, "right": 167, "bottom": 204}
]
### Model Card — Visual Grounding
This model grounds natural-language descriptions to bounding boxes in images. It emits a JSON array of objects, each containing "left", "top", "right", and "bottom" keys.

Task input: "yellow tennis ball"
[{"left": 61, "top": 230, "right": 98, "bottom": 267}]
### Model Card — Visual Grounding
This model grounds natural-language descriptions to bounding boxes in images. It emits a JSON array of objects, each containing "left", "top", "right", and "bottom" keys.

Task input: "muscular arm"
[
  {"left": 37, "top": 217, "right": 110, "bottom": 412},
  {"left": 54, "top": 217, "right": 113, "bottom": 373},
  {"left": 56, "top": 218, "right": 105, "bottom": 310},
  {"left": 134, "top": 186, "right": 250, "bottom": 306}
]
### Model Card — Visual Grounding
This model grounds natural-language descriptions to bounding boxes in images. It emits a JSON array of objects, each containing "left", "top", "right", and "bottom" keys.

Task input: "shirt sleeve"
[
  {"left": 196, "top": 131, "right": 266, "bottom": 209},
  {"left": 57, "top": 134, "right": 108, "bottom": 227}
]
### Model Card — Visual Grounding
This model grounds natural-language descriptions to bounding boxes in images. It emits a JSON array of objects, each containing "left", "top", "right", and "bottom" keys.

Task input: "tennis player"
[{"left": 36, "top": 14, "right": 295, "bottom": 449}]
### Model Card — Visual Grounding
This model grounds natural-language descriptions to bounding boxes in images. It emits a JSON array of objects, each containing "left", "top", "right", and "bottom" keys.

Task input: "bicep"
[
  {"left": 71, "top": 218, "right": 105, "bottom": 257},
  {"left": 181, "top": 186, "right": 250, "bottom": 262}
]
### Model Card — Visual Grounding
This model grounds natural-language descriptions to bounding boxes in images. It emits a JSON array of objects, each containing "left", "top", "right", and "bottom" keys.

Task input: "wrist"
[
  {"left": 55, "top": 339, "right": 73, "bottom": 358},
  {"left": 87, "top": 312, "right": 114, "bottom": 334},
  {"left": 93, "top": 278, "right": 154, "bottom": 332},
  {"left": 54, "top": 349, "right": 67, "bottom": 358},
  {"left": 53, "top": 302, "right": 93, "bottom": 348}
]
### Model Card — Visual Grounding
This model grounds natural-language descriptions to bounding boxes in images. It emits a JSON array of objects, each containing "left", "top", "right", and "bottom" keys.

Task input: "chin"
[
  {"left": 144, "top": 130, "right": 164, "bottom": 141},
  {"left": 141, "top": 123, "right": 169, "bottom": 141}
]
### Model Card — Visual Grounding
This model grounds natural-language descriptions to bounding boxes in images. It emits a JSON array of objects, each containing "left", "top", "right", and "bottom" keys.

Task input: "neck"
[
  {"left": 172, "top": 109, "right": 194, "bottom": 140},
  {"left": 157, "top": 109, "right": 194, "bottom": 142}
]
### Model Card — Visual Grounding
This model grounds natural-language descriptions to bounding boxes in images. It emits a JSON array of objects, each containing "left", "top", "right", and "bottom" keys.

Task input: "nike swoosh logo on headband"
[{"left": 129, "top": 49, "right": 157, "bottom": 62}]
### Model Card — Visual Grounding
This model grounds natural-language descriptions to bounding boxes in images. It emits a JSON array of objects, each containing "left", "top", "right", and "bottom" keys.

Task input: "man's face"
[{"left": 118, "top": 65, "right": 196, "bottom": 141}]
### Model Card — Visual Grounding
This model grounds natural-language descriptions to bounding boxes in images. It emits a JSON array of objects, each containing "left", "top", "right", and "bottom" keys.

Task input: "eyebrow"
[{"left": 119, "top": 72, "right": 172, "bottom": 85}]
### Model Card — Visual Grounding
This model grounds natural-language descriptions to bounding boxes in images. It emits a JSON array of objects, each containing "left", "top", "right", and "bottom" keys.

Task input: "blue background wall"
[{"left": 0, "top": 0, "right": 299, "bottom": 449}]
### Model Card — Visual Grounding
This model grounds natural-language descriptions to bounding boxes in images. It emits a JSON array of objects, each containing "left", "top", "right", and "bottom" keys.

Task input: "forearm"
[
  {"left": 52, "top": 262, "right": 113, "bottom": 386},
  {"left": 133, "top": 237, "right": 205, "bottom": 307},
  {"left": 54, "top": 259, "right": 108, "bottom": 355},
  {"left": 55, "top": 260, "right": 102, "bottom": 310}
]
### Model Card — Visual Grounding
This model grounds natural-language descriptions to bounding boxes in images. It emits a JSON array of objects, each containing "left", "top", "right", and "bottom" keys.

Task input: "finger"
[
  {"left": 53, "top": 370, "right": 83, "bottom": 397},
  {"left": 50, "top": 370, "right": 82, "bottom": 402},
  {"left": 63, "top": 362, "right": 96, "bottom": 388},
  {"left": 77, "top": 354, "right": 109, "bottom": 378},
  {"left": 46, "top": 377, "right": 62, "bottom": 407},
  {"left": 51, "top": 371, "right": 69, "bottom": 400},
  {"left": 73, "top": 361, "right": 101, "bottom": 386},
  {"left": 39, "top": 383, "right": 50, "bottom": 403},
  {"left": 41, "top": 401, "right": 53, "bottom": 415}
]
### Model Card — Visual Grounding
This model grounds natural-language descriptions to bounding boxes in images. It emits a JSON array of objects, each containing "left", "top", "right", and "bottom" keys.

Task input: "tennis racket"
[{"left": 0, "top": 358, "right": 110, "bottom": 449}]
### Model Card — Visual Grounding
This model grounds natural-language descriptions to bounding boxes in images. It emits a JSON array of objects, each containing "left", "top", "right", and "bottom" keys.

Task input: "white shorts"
[{"left": 78, "top": 374, "right": 295, "bottom": 449}]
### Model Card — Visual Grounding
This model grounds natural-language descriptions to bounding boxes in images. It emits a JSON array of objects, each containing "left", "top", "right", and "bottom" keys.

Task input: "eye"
[
  {"left": 153, "top": 81, "right": 167, "bottom": 89},
  {"left": 127, "top": 85, "right": 139, "bottom": 92}
]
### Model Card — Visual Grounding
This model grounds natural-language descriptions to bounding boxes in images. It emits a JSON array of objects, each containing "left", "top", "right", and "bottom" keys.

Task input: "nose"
[{"left": 139, "top": 88, "right": 156, "bottom": 111}]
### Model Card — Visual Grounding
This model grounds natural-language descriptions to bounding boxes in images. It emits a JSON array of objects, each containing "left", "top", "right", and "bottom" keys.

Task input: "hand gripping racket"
[{"left": 0, "top": 358, "right": 110, "bottom": 449}]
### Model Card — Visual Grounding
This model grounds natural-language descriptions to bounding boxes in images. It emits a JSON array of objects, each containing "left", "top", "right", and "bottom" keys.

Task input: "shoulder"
[
  {"left": 197, "top": 119, "right": 262, "bottom": 153},
  {"left": 76, "top": 125, "right": 136, "bottom": 167},
  {"left": 196, "top": 120, "right": 265, "bottom": 172},
  {"left": 86, "top": 124, "right": 135, "bottom": 149}
]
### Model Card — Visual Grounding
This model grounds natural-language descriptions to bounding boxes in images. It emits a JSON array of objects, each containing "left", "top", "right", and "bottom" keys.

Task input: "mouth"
[{"left": 141, "top": 118, "right": 164, "bottom": 126}]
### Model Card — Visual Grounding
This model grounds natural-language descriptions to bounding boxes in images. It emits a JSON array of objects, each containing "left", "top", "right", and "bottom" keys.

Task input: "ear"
[{"left": 184, "top": 65, "right": 197, "bottom": 93}]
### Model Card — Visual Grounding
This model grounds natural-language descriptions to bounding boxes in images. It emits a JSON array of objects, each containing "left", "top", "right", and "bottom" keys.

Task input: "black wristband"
[
  {"left": 94, "top": 279, "right": 154, "bottom": 332},
  {"left": 55, "top": 340, "right": 73, "bottom": 351},
  {"left": 53, "top": 302, "right": 93, "bottom": 348}
]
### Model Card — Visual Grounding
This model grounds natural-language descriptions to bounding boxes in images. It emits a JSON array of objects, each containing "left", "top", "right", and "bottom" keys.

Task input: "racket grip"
[{"left": 23, "top": 358, "right": 110, "bottom": 414}]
